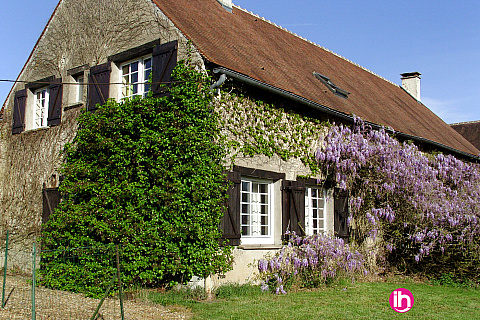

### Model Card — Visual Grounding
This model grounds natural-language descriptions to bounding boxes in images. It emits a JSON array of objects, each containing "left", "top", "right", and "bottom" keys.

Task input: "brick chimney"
[
  {"left": 217, "top": 0, "right": 233, "bottom": 12},
  {"left": 401, "top": 72, "right": 421, "bottom": 101}
]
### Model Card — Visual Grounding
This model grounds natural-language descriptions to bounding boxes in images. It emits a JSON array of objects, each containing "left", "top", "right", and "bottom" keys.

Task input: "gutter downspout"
[
  {"left": 213, "top": 67, "right": 480, "bottom": 162},
  {"left": 210, "top": 73, "right": 226, "bottom": 94}
]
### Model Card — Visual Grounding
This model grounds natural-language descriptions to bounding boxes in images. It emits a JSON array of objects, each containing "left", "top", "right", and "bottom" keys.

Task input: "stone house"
[{"left": 0, "top": 0, "right": 478, "bottom": 285}]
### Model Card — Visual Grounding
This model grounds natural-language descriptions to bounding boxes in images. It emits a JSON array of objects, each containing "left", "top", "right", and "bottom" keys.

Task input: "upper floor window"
[
  {"left": 305, "top": 187, "right": 326, "bottom": 235},
  {"left": 120, "top": 56, "right": 152, "bottom": 99},
  {"left": 34, "top": 87, "right": 49, "bottom": 129},
  {"left": 240, "top": 178, "right": 274, "bottom": 244}
]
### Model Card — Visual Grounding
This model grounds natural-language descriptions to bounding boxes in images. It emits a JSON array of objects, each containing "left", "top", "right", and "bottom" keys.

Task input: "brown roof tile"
[
  {"left": 451, "top": 121, "right": 480, "bottom": 151},
  {"left": 154, "top": 0, "right": 479, "bottom": 156}
]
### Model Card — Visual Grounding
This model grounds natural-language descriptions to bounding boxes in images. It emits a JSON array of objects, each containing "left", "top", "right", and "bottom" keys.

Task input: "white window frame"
[
  {"left": 34, "top": 87, "right": 49, "bottom": 129},
  {"left": 240, "top": 178, "right": 274, "bottom": 245},
  {"left": 305, "top": 186, "right": 326, "bottom": 235},
  {"left": 120, "top": 55, "right": 152, "bottom": 100}
]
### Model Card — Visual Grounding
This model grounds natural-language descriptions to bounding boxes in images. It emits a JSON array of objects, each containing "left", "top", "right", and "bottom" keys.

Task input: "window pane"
[
  {"left": 261, "top": 216, "right": 268, "bottom": 226},
  {"left": 313, "top": 209, "right": 317, "bottom": 218},
  {"left": 144, "top": 58, "right": 152, "bottom": 69},
  {"left": 241, "top": 215, "right": 249, "bottom": 225},
  {"left": 131, "top": 73, "right": 138, "bottom": 84},
  {"left": 144, "top": 69, "right": 151, "bottom": 94},
  {"left": 242, "top": 226, "right": 249, "bottom": 236},
  {"left": 260, "top": 194, "right": 268, "bottom": 204},
  {"left": 312, "top": 188, "right": 317, "bottom": 197},
  {"left": 242, "top": 193, "right": 249, "bottom": 203},
  {"left": 122, "top": 86, "right": 129, "bottom": 97},
  {"left": 242, "top": 181, "right": 249, "bottom": 192},
  {"left": 259, "top": 184, "right": 267, "bottom": 193},
  {"left": 261, "top": 226, "right": 268, "bottom": 235},
  {"left": 77, "top": 76, "right": 84, "bottom": 101},
  {"left": 261, "top": 205, "right": 267, "bottom": 215},
  {"left": 242, "top": 204, "right": 249, "bottom": 214},
  {"left": 131, "top": 61, "right": 138, "bottom": 72},
  {"left": 318, "top": 220, "right": 324, "bottom": 229},
  {"left": 122, "top": 65, "right": 129, "bottom": 75}
]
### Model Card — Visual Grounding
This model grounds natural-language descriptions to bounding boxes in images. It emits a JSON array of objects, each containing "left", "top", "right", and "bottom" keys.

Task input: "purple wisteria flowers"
[
  {"left": 257, "top": 232, "right": 366, "bottom": 294},
  {"left": 315, "top": 117, "right": 480, "bottom": 265}
]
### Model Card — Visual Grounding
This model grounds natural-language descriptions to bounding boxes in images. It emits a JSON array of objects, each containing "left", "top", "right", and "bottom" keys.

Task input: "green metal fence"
[{"left": 0, "top": 232, "right": 126, "bottom": 320}]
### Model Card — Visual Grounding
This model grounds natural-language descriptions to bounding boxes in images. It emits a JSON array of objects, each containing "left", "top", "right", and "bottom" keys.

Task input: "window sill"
[
  {"left": 237, "top": 245, "right": 283, "bottom": 250},
  {"left": 23, "top": 126, "right": 50, "bottom": 133},
  {"left": 64, "top": 102, "right": 84, "bottom": 111}
]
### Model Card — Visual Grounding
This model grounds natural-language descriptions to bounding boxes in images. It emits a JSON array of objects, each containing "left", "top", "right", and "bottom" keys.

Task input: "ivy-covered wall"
[{"left": 215, "top": 90, "right": 329, "bottom": 180}]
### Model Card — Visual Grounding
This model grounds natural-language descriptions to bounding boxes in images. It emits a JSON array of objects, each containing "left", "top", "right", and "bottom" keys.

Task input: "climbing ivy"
[
  {"left": 215, "top": 87, "right": 329, "bottom": 176},
  {"left": 41, "top": 61, "right": 232, "bottom": 293}
]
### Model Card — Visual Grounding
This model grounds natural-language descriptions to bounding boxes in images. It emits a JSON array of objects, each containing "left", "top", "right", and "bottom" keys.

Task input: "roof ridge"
[
  {"left": 233, "top": 5, "right": 399, "bottom": 88},
  {"left": 450, "top": 120, "right": 480, "bottom": 126}
]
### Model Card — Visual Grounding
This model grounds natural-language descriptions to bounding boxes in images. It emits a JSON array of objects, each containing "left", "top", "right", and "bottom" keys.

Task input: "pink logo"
[{"left": 389, "top": 288, "right": 414, "bottom": 313}]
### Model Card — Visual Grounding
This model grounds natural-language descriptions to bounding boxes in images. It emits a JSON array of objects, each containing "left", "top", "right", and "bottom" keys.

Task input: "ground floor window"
[
  {"left": 240, "top": 178, "right": 274, "bottom": 244},
  {"left": 305, "top": 187, "right": 325, "bottom": 235}
]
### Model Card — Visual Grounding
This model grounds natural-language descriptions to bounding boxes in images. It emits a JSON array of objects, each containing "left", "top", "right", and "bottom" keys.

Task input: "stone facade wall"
[{"left": 0, "top": 0, "right": 202, "bottom": 247}]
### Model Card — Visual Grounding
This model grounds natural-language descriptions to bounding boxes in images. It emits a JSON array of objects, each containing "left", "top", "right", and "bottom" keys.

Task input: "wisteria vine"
[
  {"left": 257, "top": 232, "right": 367, "bottom": 294},
  {"left": 258, "top": 117, "right": 479, "bottom": 293},
  {"left": 316, "top": 117, "right": 480, "bottom": 265}
]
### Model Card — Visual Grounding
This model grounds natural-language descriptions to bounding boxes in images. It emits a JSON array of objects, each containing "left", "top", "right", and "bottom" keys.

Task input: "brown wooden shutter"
[
  {"left": 12, "top": 89, "right": 27, "bottom": 134},
  {"left": 334, "top": 189, "right": 349, "bottom": 240},
  {"left": 87, "top": 62, "right": 111, "bottom": 111},
  {"left": 47, "top": 78, "right": 63, "bottom": 126},
  {"left": 151, "top": 40, "right": 178, "bottom": 97},
  {"left": 220, "top": 171, "right": 241, "bottom": 246},
  {"left": 282, "top": 180, "right": 306, "bottom": 237},
  {"left": 42, "top": 187, "right": 61, "bottom": 225}
]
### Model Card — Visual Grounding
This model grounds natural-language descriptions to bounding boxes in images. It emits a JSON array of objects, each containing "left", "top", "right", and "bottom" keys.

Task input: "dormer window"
[
  {"left": 121, "top": 56, "right": 152, "bottom": 99},
  {"left": 34, "top": 87, "right": 49, "bottom": 129},
  {"left": 313, "top": 72, "right": 350, "bottom": 99}
]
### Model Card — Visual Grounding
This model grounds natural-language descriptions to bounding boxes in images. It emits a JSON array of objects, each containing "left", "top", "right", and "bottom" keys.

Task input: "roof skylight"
[{"left": 313, "top": 72, "right": 350, "bottom": 99}]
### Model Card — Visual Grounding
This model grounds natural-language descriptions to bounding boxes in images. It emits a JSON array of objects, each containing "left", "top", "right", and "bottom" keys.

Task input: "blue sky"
[{"left": 1, "top": 0, "right": 479, "bottom": 124}]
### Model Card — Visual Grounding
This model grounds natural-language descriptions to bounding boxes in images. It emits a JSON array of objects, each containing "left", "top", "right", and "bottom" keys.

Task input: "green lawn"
[{"left": 149, "top": 282, "right": 480, "bottom": 320}]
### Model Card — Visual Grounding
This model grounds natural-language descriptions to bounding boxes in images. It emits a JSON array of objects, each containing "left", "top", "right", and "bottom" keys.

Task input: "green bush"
[{"left": 41, "top": 62, "right": 232, "bottom": 293}]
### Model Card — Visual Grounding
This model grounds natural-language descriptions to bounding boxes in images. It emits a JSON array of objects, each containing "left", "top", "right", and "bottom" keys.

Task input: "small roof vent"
[{"left": 313, "top": 72, "right": 350, "bottom": 99}]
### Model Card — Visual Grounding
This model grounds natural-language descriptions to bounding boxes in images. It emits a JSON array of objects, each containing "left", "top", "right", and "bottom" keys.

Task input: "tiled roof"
[
  {"left": 153, "top": 0, "right": 479, "bottom": 157},
  {"left": 451, "top": 121, "right": 480, "bottom": 151}
]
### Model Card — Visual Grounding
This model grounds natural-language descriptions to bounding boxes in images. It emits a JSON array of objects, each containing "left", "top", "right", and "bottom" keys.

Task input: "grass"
[{"left": 148, "top": 281, "right": 480, "bottom": 320}]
